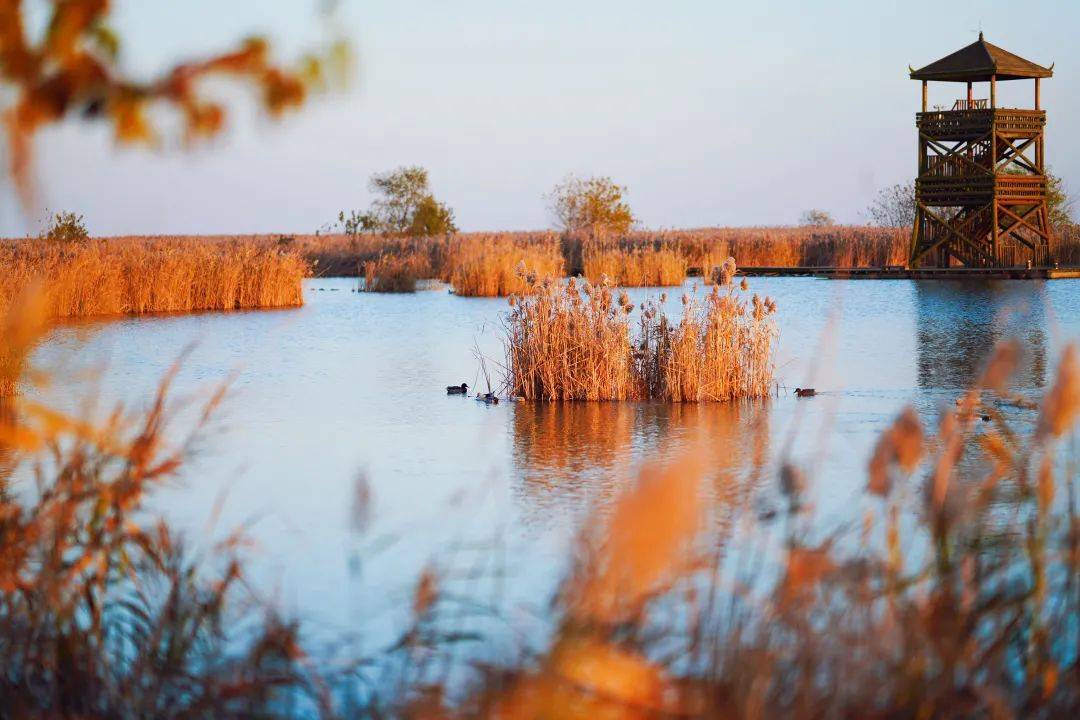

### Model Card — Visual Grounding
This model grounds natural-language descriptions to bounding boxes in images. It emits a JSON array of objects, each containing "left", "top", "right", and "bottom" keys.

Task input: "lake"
[{"left": 29, "top": 276, "right": 1077, "bottom": 650}]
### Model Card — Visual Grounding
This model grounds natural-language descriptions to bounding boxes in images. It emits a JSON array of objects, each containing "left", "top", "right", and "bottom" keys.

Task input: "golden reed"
[
  {"left": 362, "top": 252, "right": 425, "bottom": 292},
  {"left": 582, "top": 246, "right": 687, "bottom": 286},
  {"left": 445, "top": 234, "right": 564, "bottom": 297},
  {"left": 296, "top": 226, "right": 909, "bottom": 292},
  {"left": 503, "top": 275, "right": 777, "bottom": 401},
  {"left": 0, "top": 237, "right": 307, "bottom": 320}
]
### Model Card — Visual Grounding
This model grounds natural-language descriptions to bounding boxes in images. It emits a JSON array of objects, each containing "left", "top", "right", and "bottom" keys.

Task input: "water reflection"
[
  {"left": 914, "top": 282, "right": 1047, "bottom": 390},
  {"left": 510, "top": 400, "right": 770, "bottom": 525}
]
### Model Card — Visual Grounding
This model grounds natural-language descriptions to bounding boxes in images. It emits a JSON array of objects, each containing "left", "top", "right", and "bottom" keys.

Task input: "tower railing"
[{"left": 952, "top": 98, "right": 988, "bottom": 110}]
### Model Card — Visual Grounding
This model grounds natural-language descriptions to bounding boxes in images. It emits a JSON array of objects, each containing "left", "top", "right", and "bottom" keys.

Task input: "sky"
[{"left": 2, "top": 0, "right": 1078, "bottom": 236}]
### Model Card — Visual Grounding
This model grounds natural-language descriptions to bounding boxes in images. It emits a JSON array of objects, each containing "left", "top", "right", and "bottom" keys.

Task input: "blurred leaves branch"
[{"left": 0, "top": 0, "right": 353, "bottom": 208}]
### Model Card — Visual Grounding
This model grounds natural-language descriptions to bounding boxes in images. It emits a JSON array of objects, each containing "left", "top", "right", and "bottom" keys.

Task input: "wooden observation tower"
[{"left": 909, "top": 34, "right": 1054, "bottom": 268}]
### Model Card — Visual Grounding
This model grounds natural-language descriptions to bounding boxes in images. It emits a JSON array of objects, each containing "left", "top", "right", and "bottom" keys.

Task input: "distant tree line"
[{"left": 335, "top": 164, "right": 1075, "bottom": 239}]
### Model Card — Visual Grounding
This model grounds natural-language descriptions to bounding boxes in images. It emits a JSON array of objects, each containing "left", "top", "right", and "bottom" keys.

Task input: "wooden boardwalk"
[{"left": 722, "top": 266, "right": 1080, "bottom": 280}]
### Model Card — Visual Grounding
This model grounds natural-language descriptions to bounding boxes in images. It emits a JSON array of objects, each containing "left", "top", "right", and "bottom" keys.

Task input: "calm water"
[{"left": 29, "top": 277, "right": 1080, "bottom": 646}]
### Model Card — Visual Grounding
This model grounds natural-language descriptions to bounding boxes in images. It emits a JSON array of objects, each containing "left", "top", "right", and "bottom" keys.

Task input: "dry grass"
[
  {"left": 0, "top": 237, "right": 307, "bottom": 320},
  {"left": 446, "top": 234, "right": 564, "bottom": 297},
  {"left": 503, "top": 276, "right": 777, "bottom": 401},
  {"left": 582, "top": 246, "right": 687, "bottom": 286},
  {"left": 288, "top": 226, "right": 909, "bottom": 280},
  {"left": 562, "top": 226, "right": 908, "bottom": 273}
]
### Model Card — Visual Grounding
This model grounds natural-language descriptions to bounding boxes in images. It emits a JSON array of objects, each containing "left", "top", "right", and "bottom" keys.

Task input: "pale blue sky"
[{"left": 2, "top": 0, "right": 1076, "bottom": 235}]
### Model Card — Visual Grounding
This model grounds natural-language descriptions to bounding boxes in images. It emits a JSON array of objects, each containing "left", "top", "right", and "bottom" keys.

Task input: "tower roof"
[{"left": 910, "top": 33, "right": 1052, "bottom": 82}]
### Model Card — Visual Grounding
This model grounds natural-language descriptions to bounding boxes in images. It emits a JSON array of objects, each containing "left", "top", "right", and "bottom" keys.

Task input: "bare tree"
[{"left": 867, "top": 182, "right": 916, "bottom": 228}]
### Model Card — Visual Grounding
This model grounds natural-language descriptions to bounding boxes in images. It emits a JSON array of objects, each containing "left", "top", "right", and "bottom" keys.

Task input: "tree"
[
  {"left": 868, "top": 173, "right": 1073, "bottom": 229},
  {"left": 408, "top": 194, "right": 457, "bottom": 236},
  {"left": 0, "top": 1, "right": 348, "bottom": 206},
  {"left": 799, "top": 209, "right": 834, "bottom": 227},
  {"left": 1046, "top": 171, "right": 1074, "bottom": 228},
  {"left": 546, "top": 175, "right": 635, "bottom": 237},
  {"left": 342, "top": 166, "right": 457, "bottom": 236},
  {"left": 867, "top": 182, "right": 916, "bottom": 228}
]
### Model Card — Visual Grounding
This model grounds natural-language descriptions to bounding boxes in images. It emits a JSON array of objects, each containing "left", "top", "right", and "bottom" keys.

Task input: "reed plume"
[
  {"left": 504, "top": 277, "right": 776, "bottom": 401},
  {"left": 582, "top": 247, "right": 687, "bottom": 286},
  {"left": 447, "top": 234, "right": 564, "bottom": 297}
]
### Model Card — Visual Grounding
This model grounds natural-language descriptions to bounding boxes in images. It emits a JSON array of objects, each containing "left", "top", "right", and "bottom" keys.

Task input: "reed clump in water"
[
  {"left": 638, "top": 286, "right": 777, "bottom": 401},
  {"left": 362, "top": 251, "right": 427, "bottom": 292},
  {"left": 504, "top": 276, "right": 776, "bottom": 401},
  {"left": 582, "top": 246, "right": 687, "bottom": 286},
  {"left": 447, "top": 235, "right": 564, "bottom": 297},
  {"left": 0, "top": 237, "right": 307, "bottom": 319}
]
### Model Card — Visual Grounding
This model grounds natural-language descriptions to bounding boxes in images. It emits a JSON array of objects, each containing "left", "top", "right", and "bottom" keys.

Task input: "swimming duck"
[
  {"left": 794, "top": 388, "right": 816, "bottom": 397},
  {"left": 447, "top": 383, "right": 469, "bottom": 395},
  {"left": 475, "top": 392, "right": 499, "bottom": 405}
]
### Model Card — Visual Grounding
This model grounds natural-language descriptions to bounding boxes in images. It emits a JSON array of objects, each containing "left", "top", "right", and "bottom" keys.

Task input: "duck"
[
  {"left": 475, "top": 392, "right": 499, "bottom": 405},
  {"left": 446, "top": 383, "right": 469, "bottom": 395},
  {"left": 794, "top": 388, "right": 816, "bottom": 397}
]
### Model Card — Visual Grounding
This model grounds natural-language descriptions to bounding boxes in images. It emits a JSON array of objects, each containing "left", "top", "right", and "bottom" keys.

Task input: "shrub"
[
  {"left": 362, "top": 252, "right": 424, "bottom": 292},
  {"left": 40, "top": 210, "right": 89, "bottom": 243},
  {"left": 799, "top": 209, "right": 834, "bottom": 227}
]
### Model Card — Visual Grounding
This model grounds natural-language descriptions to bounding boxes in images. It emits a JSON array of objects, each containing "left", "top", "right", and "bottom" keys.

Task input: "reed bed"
[
  {"left": 630, "top": 226, "right": 908, "bottom": 270},
  {"left": 290, "top": 226, "right": 906, "bottom": 287},
  {"left": 0, "top": 237, "right": 307, "bottom": 319},
  {"left": 582, "top": 246, "right": 687, "bottom": 286},
  {"left": 446, "top": 234, "right": 564, "bottom": 297},
  {"left": 503, "top": 275, "right": 776, "bottom": 401},
  {"left": 361, "top": 251, "right": 427, "bottom": 292}
]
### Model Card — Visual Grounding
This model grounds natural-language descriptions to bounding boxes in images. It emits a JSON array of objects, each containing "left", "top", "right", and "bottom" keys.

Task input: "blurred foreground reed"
[
  {"left": 2, "top": 289, "right": 1079, "bottom": 717},
  {"left": 0, "top": 299, "right": 323, "bottom": 718}
]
